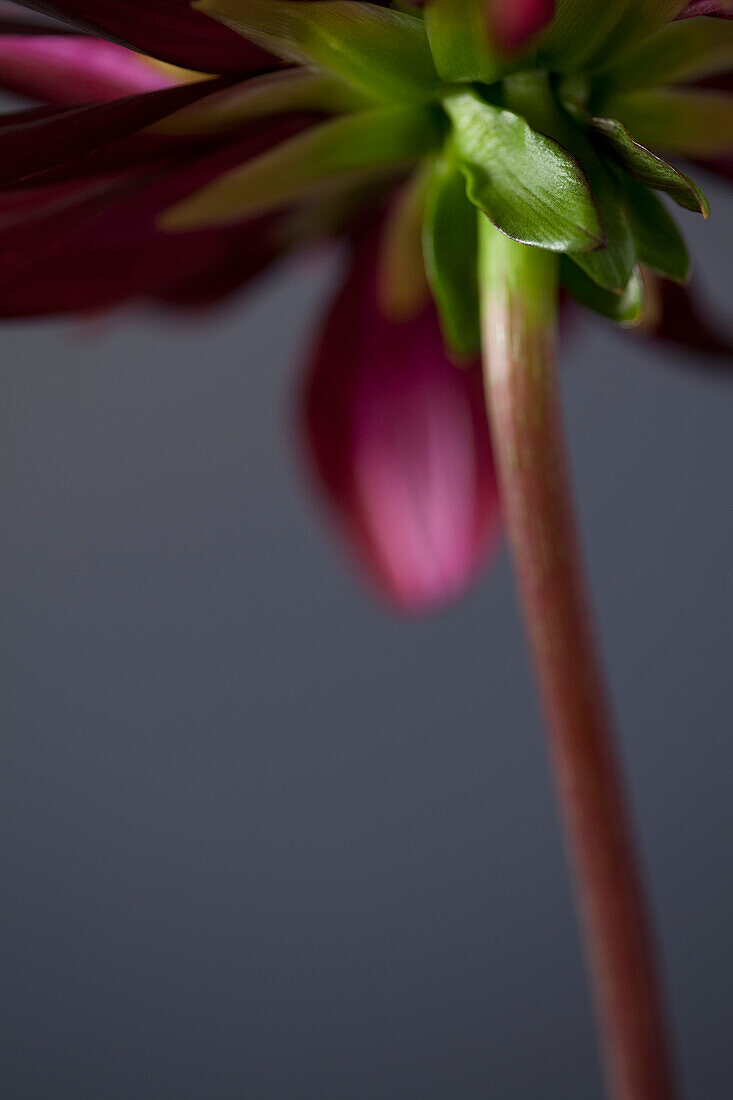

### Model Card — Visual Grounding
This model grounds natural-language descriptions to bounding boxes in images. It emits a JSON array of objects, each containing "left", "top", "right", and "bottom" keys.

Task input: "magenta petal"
[
  {"left": 302, "top": 225, "right": 500, "bottom": 613},
  {"left": 0, "top": 34, "right": 180, "bottom": 103},
  {"left": 10, "top": 0, "right": 274, "bottom": 74},
  {"left": 486, "top": 0, "right": 555, "bottom": 53},
  {"left": 676, "top": 2, "right": 733, "bottom": 18}
]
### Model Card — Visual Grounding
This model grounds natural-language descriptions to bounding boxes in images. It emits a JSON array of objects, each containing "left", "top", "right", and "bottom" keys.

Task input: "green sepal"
[
  {"left": 444, "top": 90, "right": 603, "bottom": 253},
  {"left": 596, "top": 1, "right": 707, "bottom": 71},
  {"left": 193, "top": 0, "right": 439, "bottom": 103},
  {"left": 159, "top": 104, "right": 446, "bottom": 230},
  {"left": 560, "top": 258, "right": 645, "bottom": 325},
  {"left": 377, "top": 165, "right": 431, "bottom": 322},
  {"left": 425, "top": 0, "right": 503, "bottom": 83},
  {"left": 422, "top": 153, "right": 481, "bottom": 358},
  {"left": 535, "top": 0, "right": 634, "bottom": 72},
  {"left": 500, "top": 73, "right": 635, "bottom": 291},
  {"left": 599, "top": 15, "right": 733, "bottom": 91},
  {"left": 604, "top": 88, "right": 733, "bottom": 157},
  {"left": 537, "top": 1, "right": 692, "bottom": 74},
  {"left": 566, "top": 153, "right": 635, "bottom": 292},
  {"left": 154, "top": 68, "right": 377, "bottom": 137},
  {"left": 619, "top": 175, "right": 689, "bottom": 285},
  {"left": 586, "top": 115, "right": 709, "bottom": 217}
]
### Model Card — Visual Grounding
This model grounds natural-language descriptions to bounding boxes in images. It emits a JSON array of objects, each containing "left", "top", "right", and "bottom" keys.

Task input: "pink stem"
[{"left": 479, "top": 223, "right": 677, "bottom": 1100}]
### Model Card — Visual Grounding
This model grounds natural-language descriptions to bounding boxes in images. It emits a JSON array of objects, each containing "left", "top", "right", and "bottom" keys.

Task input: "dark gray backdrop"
[{"left": 1, "top": 178, "right": 731, "bottom": 1098}]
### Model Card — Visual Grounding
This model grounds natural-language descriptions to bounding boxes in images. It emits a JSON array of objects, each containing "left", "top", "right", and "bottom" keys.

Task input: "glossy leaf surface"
[
  {"left": 445, "top": 90, "right": 602, "bottom": 251},
  {"left": 589, "top": 115, "right": 709, "bottom": 215}
]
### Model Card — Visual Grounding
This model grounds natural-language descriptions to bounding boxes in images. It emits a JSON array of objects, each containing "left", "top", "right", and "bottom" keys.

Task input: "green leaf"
[
  {"left": 597, "top": 1, "right": 700, "bottom": 68},
  {"left": 425, "top": 0, "right": 503, "bottom": 83},
  {"left": 444, "top": 90, "right": 602, "bottom": 252},
  {"left": 153, "top": 68, "right": 375, "bottom": 137},
  {"left": 535, "top": 0, "right": 633, "bottom": 72},
  {"left": 422, "top": 154, "right": 481, "bottom": 358},
  {"left": 560, "top": 257, "right": 645, "bottom": 324},
  {"left": 588, "top": 115, "right": 709, "bottom": 216},
  {"left": 500, "top": 72, "right": 635, "bottom": 290},
  {"left": 159, "top": 104, "right": 445, "bottom": 230},
  {"left": 604, "top": 88, "right": 733, "bottom": 156},
  {"left": 537, "top": 1, "right": 693, "bottom": 73},
  {"left": 599, "top": 16, "right": 733, "bottom": 91},
  {"left": 566, "top": 155, "right": 635, "bottom": 292},
  {"left": 193, "top": 0, "right": 438, "bottom": 103},
  {"left": 620, "top": 176, "right": 689, "bottom": 283}
]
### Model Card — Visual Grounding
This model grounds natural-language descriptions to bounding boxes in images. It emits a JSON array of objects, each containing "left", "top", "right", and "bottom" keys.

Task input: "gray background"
[{"left": 1, "top": 177, "right": 731, "bottom": 1098}]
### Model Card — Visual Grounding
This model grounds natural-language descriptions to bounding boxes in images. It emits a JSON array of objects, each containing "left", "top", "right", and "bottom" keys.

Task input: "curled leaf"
[{"left": 445, "top": 90, "right": 602, "bottom": 252}]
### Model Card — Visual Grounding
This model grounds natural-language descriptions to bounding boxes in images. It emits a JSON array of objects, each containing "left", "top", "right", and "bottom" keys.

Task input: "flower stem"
[{"left": 478, "top": 219, "right": 676, "bottom": 1100}]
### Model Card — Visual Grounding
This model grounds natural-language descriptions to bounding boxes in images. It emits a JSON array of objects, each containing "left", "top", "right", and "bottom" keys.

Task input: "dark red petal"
[
  {"left": 642, "top": 277, "right": 733, "bottom": 366},
  {"left": 301, "top": 217, "right": 501, "bottom": 613},
  {"left": 8, "top": 1, "right": 275, "bottom": 74},
  {"left": 152, "top": 221, "right": 281, "bottom": 309},
  {"left": 0, "top": 112, "right": 313, "bottom": 316},
  {"left": 0, "top": 75, "right": 232, "bottom": 187},
  {"left": 0, "top": 34, "right": 178, "bottom": 103},
  {"left": 692, "top": 154, "right": 733, "bottom": 183}
]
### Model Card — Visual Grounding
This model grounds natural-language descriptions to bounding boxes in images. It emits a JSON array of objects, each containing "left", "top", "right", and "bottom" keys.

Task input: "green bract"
[
  {"left": 423, "top": 153, "right": 481, "bottom": 357},
  {"left": 425, "top": 0, "right": 504, "bottom": 84},
  {"left": 444, "top": 90, "right": 603, "bottom": 253},
  {"left": 180, "top": 0, "right": 733, "bottom": 354}
]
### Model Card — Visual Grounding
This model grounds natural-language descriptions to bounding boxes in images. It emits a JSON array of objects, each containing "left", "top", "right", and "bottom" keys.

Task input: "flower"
[
  {"left": 301, "top": 212, "right": 500, "bottom": 612},
  {"left": 0, "top": 0, "right": 731, "bottom": 609}
]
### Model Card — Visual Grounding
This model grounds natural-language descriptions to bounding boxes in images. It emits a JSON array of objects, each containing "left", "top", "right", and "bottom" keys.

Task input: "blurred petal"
[
  {"left": 640, "top": 275, "right": 733, "bottom": 365},
  {"left": 302, "top": 220, "right": 500, "bottom": 613},
  {"left": 485, "top": 0, "right": 555, "bottom": 53},
  {"left": 692, "top": 153, "right": 733, "bottom": 181},
  {"left": 677, "top": 1, "right": 733, "bottom": 17},
  {"left": 9, "top": 0, "right": 274, "bottom": 73},
  {"left": 0, "top": 34, "right": 181, "bottom": 103},
  {"left": 0, "top": 75, "right": 227, "bottom": 186},
  {"left": 0, "top": 112, "right": 312, "bottom": 315}
]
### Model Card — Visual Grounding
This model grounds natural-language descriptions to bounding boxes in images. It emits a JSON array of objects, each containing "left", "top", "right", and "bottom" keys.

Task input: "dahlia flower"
[{"left": 2, "top": 2, "right": 731, "bottom": 1097}]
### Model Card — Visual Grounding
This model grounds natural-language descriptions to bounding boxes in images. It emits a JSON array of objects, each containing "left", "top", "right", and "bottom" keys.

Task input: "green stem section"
[{"left": 478, "top": 219, "right": 676, "bottom": 1100}]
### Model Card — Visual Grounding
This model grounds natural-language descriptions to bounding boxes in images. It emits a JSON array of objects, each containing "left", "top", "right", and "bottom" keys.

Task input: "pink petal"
[
  {"left": 302, "top": 218, "right": 500, "bottom": 613},
  {"left": 0, "top": 34, "right": 180, "bottom": 103},
  {"left": 10, "top": 0, "right": 274, "bottom": 74}
]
